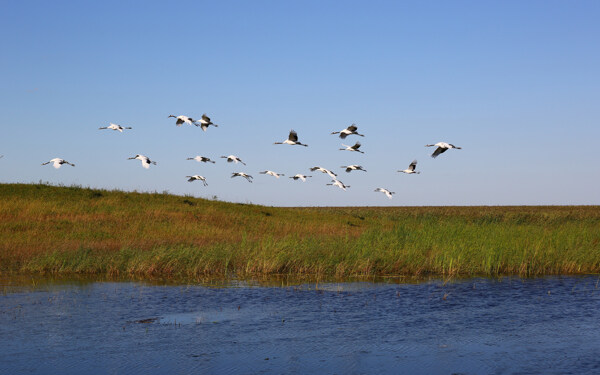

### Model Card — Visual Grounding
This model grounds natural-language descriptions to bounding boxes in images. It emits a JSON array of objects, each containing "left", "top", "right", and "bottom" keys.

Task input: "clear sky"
[{"left": 1, "top": 0, "right": 599, "bottom": 206}]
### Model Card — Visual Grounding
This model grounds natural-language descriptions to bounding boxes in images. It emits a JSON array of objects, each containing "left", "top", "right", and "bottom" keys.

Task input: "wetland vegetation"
[{"left": 1, "top": 183, "right": 599, "bottom": 279}]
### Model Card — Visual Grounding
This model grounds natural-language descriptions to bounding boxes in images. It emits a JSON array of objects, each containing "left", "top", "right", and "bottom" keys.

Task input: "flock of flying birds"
[{"left": 31, "top": 114, "right": 462, "bottom": 200}]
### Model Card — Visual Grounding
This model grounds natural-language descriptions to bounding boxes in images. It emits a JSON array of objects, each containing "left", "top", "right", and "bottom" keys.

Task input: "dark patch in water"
[{"left": 128, "top": 317, "right": 159, "bottom": 324}]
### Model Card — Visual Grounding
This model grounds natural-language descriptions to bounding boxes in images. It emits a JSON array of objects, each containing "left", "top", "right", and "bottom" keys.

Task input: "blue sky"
[{"left": 1, "top": 0, "right": 599, "bottom": 206}]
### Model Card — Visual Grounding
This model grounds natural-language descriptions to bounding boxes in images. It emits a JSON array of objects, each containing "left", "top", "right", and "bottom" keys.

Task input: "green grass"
[{"left": 1, "top": 183, "right": 599, "bottom": 278}]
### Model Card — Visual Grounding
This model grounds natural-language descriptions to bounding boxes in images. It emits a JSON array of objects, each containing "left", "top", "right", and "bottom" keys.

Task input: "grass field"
[{"left": 1, "top": 183, "right": 599, "bottom": 279}]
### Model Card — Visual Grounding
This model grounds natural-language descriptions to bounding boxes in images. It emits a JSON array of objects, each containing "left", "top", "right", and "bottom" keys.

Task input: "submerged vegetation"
[{"left": 1, "top": 183, "right": 599, "bottom": 279}]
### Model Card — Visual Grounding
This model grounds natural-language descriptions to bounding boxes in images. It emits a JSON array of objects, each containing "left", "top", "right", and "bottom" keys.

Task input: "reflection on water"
[{"left": 1, "top": 276, "right": 599, "bottom": 374}]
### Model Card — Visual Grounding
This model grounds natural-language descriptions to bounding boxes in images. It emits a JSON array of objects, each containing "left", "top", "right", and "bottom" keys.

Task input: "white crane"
[
  {"left": 259, "top": 170, "right": 285, "bottom": 178},
  {"left": 187, "top": 156, "right": 215, "bottom": 163},
  {"left": 326, "top": 179, "right": 350, "bottom": 191},
  {"left": 374, "top": 187, "right": 395, "bottom": 199},
  {"left": 340, "top": 141, "right": 364, "bottom": 154},
  {"left": 168, "top": 115, "right": 197, "bottom": 126},
  {"left": 186, "top": 175, "right": 208, "bottom": 186},
  {"left": 289, "top": 174, "right": 312, "bottom": 182},
  {"left": 98, "top": 123, "right": 132, "bottom": 132},
  {"left": 41, "top": 158, "right": 75, "bottom": 169},
  {"left": 398, "top": 160, "right": 420, "bottom": 174},
  {"left": 220, "top": 155, "right": 246, "bottom": 165},
  {"left": 231, "top": 172, "right": 253, "bottom": 182},
  {"left": 341, "top": 165, "right": 366, "bottom": 173},
  {"left": 425, "top": 142, "right": 462, "bottom": 158},
  {"left": 127, "top": 154, "right": 157, "bottom": 169},
  {"left": 274, "top": 129, "right": 308, "bottom": 147},
  {"left": 331, "top": 124, "right": 364, "bottom": 139},
  {"left": 310, "top": 166, "right": 338, "bottom": 179},
  {"left": 197, "top": 114, "right": 219, "bottom": 131}
]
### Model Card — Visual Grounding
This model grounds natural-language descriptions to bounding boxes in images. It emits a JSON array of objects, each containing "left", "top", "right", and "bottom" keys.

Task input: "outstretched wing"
[
  {"left": 431, "top": 147, "right": 446, "bottom": 158},
  {"left": 409, "top": 160, "right": 417, "bottom": 171},
  {"left": 347, "top": 124, "right": 357, "bottom": 132},
  {"left": 288, "top": 129, "right": 299, "bottom": 142}
]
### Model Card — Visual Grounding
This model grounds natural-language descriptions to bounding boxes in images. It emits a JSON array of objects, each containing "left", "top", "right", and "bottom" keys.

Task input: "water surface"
[{"left": 1, "top": 276, "right": 599, "bottom": 374}]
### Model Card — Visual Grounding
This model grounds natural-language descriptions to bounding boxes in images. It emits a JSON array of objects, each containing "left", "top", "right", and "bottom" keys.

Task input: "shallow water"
[{"left": 1, "top": 276, "right": 599, "bottom": 375}]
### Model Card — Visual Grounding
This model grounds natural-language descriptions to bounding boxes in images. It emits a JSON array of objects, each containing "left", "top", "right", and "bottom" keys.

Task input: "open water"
[{"left": 1, "top": 276, "right": 599, "bottom": 374}]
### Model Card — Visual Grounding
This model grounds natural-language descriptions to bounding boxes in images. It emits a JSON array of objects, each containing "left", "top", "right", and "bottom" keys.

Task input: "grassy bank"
[{"left": 1, "top": 183, "right": 599, "bottom": 278}]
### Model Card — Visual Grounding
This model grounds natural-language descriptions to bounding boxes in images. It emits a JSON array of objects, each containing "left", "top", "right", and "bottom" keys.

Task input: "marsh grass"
[{"left": 1, "top": 183, "right": 599, "bottom": 278}]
